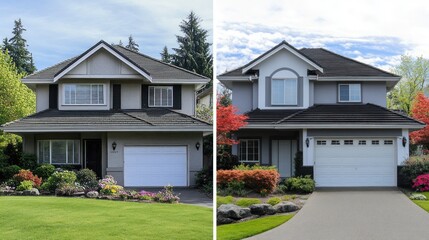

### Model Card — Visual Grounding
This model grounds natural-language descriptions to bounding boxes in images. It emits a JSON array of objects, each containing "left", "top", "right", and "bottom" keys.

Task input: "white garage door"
[
  {"left": 314, "top": 139, "right": 396, "bottom": 187},
  {"left": 124, "top": 146, "right": 187, "bottom": 187}
]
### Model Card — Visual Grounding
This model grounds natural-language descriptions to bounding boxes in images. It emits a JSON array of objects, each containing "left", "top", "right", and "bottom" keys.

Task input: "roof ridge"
[
  {"left": 121, "top": 111, "right": 154, "bottom": 126},
  {"left": 275, "top": 106, "right": 317, "bottom": 124},
  {"left": 367, "top": 103, "right": 425, "bottom": 125},
  {"left": 315, "top": 48, "right": 399, "bottom": 77},
  {"left": 114, "top": 45, "right": 209, "bottom": 80},
  {"left": 23, "top": 56, "right": 78, "bottom": 79},
  {"left": 167, "top": 108, "right": 212, "bottom": 126}
]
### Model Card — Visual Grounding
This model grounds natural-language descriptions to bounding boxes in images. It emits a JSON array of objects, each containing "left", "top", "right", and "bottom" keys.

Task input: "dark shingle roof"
[
  {"left": 219, "top": 41, "right": 398, "bottom": 78},
  {"left": 24, "top": 40, "right": 208, "bottom": 81},
  {"left": 244, "top": 104, "right": 423, "bottom": 127},
  {"left": 2, "top": 108, "right": 211, "bottom": 132}
]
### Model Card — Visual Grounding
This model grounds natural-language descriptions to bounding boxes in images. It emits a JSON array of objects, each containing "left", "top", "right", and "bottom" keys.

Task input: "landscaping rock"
[
  {"left": 249, "top": 204, "right": 276, "bottom": 215},
  {"left": 217, "top": 204, "right": 252, "bottom": 220},
  {"left": 86, "top": 191, "right": 99, "bottom": 198},
  {"left": 217, "top": 215, "right": 235, "bottom": 225},
  {"left": 22, "top": 188, "right": 40, "bottom": 196},
  {"left": 0, "top": 190, "right": 14, "bottom": 196},
  {"left": 274, "top": 201, "right": 299, "bottom": 213},
  {"left": 73, "top": 192, "right": 85, "bottom": 197}
]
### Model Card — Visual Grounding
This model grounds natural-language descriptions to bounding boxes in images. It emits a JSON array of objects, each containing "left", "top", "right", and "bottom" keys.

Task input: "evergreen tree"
[
  {"left": 2, "top": 19, "right": 36, "bottom": 75},
  {"left": 171, "top": 11, "right": 213, "bottom": 79},
  {"left": 125, "top": 35, "right": 139, "bottom": 52},
  {"left": 118, "top": 40, "right": 124, "bottom": 47},
  {"left": 160, "top": 46, "right": 171, "bottom": 63}
]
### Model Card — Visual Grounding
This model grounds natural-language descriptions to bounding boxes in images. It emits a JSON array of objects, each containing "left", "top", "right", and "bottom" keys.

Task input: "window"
[
  {"left": 339, "top": 84, "right": 361, "bottom": 102},
  {"left": 149, "top": 86, "right": 173, "bottom": 107},
  {"left": 372, "top": 140, "right": 379, "bottom": 145},
  {"left": 384, "top": 140, "right": 393, "bottom": 145},
  {"left": 344, "top": 140, "right": 353, "bottom": 145},
  {"left": 37, "top": 140, "right": 80, "bottom": 164},
  {"left": 331, "top": 140, "right": 340, "bottom": 145},
  {"left": 316, "top": 140, "right": 327, "bottom": 145},
  {"left": 358, "top": 140, "right": 367, "bottom": 145},
  {"left": 271, "top": 78, "right": 298, "bottom": 105},
  {"left": 239, "top": 139, "right": 260, "bottom": 163},
  {"left": 64, "top": 84, "right": 104, "bottom": 105}
]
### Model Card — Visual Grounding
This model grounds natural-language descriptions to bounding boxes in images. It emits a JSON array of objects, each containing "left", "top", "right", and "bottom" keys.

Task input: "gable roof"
[
  {"left": 218, "top": 41, "right": 398, "bottom": 79},
  {"left": 24, "top": 40, "right": 209, "bottom": 83}
]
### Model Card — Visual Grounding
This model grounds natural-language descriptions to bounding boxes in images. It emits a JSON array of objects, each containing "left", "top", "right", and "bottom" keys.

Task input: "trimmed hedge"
[{"left": 217, "top": 169, "right": 280, "bottom": 194}]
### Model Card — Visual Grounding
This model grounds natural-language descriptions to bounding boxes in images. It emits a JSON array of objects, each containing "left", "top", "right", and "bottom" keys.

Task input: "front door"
[
  {"left": 84, "top": 139, "right": 102, "bottom": 178},
  {"left": 271, "top": 140, "right": 297, "bottom": 177}
]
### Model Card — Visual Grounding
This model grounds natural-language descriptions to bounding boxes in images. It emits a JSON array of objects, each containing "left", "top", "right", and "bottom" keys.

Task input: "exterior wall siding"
[
  {"left": 36, "top": 84, "right": 49, "bottom": 112},
  {"left": 232, "top": 82, "right": 253, "bottom": 114}
]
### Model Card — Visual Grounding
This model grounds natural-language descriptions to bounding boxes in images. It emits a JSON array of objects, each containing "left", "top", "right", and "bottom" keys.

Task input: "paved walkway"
[{"left": 247, "top": 189, "right": 429, "bottom": 240}]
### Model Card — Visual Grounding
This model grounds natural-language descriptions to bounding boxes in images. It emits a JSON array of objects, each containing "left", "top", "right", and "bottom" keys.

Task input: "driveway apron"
[{"left": 247, "top": 189, "right": 429, "bottom": 240}]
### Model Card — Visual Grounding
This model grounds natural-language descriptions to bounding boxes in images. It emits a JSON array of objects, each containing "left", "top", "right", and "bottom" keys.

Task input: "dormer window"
[
  {"left": 63, "top": 84, "right": 105, "bottom": 105},
  {"left": 149, "top": 86, "right": 173, "bottom": 107},
  {"left": 271, "top": 78, "right": 298, "bottom": 105},
  {"left": 338, "top": 84, "right": 361, "bottom": 102}
]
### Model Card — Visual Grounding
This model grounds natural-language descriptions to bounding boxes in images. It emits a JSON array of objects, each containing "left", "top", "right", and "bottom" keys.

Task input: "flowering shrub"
[
  {"left": 153, "top": 185, "right": 180, "bottom": 203},
  {"left": 76, "top": 169, "right": 98, "bottom": 191},
  {"left": 16, "top": 180, "right": 34, "bottom": 191},
  {"left": 399, "top": 156, "right": 429, "bottom": 187},
  {"left": 410, "top": 193, "right": 427, "bottom": 200},
  {"left": 99, "top": 175, "right": 123, "bottom": 195},
  {"left": 41, "top": 170, "right": 77, "bottom": 192},
  {"left": 217, "top": 169, "right": 280, "bottom": 194},
  {"left": 55, "top": 183, "right": 85, "bottom": 196},
  {"left": 412, "top": 174, "right": 429, "bottom": 192},
  {"left": 13, "top": 169, "right": 42, "bottom": 188}
]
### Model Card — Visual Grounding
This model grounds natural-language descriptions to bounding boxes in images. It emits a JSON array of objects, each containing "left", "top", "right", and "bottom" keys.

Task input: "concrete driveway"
[{"left": 247, "top": 188, "right": 429, "bottom": 240}]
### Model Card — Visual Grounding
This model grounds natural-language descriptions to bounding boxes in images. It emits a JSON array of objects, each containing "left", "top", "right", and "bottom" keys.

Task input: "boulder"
[
  {"left": 274, "top": 201, "right": 299, "bottom": 213},
  {"left": 22, "top": 188, "right": 40, "bottom": 196},
  {"left": 217, "top": 204, "right": 252, "bottom": 220},
  {"left": 250, "top": 204, "right": 276, "bottom": 215},
  {"left": 0, "top": 189, "right": 14, "bottom": 196},
  {"left": 86, "top": 191, "right": 99, "bottom": 198},
  {"left": 217, "top": 215, "right": 235, "bottom": 225}
]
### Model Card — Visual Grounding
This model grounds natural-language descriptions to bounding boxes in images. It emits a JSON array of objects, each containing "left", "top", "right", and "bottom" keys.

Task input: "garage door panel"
[
  {"left": 314, "top": 138, "right": 396, "bottom": 187},
  {"left": 124, "top": 146, "right": 187, "bottom": 187}
]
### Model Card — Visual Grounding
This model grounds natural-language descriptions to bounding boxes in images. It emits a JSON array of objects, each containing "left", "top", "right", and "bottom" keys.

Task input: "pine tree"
[
  {"left": 118, "top": 40, "right": 123, "bottom": 47},
  {"left": 171, "top": 11, "right": 213, "bottom": 79},
  {"left": 160, "top": 46, "right": 171, "bottom": 63},
  {"left": 2, "top": 19, "right": 36, "bottom": 75},
  {"left": 125, "top": 35, "right": 139, "bottom": 52}
]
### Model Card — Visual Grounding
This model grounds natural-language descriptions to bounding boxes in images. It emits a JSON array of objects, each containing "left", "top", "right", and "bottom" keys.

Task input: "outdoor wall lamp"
[
  {"left": 402, "top": 137, "right": 407, "bottom": 147},
  {"left": 195, "top": 142, "right": 201, "bottom": 150},
  {"left": 112, "top": 142, "right": 117, "bottom": 151},
  {"left": 305, "top": 138, "right": 310, "bottom": 148}
]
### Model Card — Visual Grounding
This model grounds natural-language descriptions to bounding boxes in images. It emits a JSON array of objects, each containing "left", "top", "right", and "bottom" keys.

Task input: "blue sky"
[
  {"left": 215, "top": 0, "right": 429, "bottom": 74},
  {"left": 0, "top": 0, "right": 212, "bottom": 70}
]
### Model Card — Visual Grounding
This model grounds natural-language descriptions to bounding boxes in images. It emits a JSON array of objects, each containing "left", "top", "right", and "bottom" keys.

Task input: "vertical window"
[
  {"left": 149, "top": 86, "right": 173, "bottom": 107},
  {"left": 339, "top": 84, "right": 361, "bottom": 102},
  {"left": 37, "top": 140, "right": 80, "bottom": 164},
  {"left": 64, "top": 84, "right": 104, "bottom": 105},
  {"left": 271, "top": 78, "right": 298, "bottom": 105},
  {"left": 239, "top": 139, "right": 260, "bottom": 163}
]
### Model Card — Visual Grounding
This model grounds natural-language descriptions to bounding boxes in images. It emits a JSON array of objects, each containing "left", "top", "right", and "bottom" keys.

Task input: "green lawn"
[
  {"left": 0, "top": 196, "right": 212, "bottom": 240},
  {"left": 413, "top": 192, "right": 429, "bottom": 212},
  {"left": 217, "top": 214, "right": 294, "bottom": 240}
]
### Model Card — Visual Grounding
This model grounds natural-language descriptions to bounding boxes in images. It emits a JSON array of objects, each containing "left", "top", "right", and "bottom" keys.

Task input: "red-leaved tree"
[
  {"left": 410, "top": 92, "right": 429, "bottom": 144},
  {"left": 216, "top": 102, "right": 248, "bottom": 145}
]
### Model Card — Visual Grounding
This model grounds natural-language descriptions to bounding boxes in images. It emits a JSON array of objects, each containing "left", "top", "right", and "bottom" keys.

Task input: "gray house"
[
  {"left": 218, "top": 40, "right": 424, "bottom": 187},
  {"left": 2, "top": 40, "right": 212, "bottom": 187}
]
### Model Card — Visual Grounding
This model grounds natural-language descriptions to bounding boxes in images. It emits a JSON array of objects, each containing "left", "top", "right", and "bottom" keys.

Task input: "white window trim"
[
  {"left": 62, "top": 83, "right": 106, "bottom": 106},
  {"left": 37, "top": 140, "right": 80, "bottom": 165},
  {"left": 148, "top": 86, "right": 174, "bottom": 107},
  {"left": 239, "top": 139, "right": 260, "bottom": 163},
  {"left": 338, "top": 83, "right": 361, "bottom": 103},
  {"left": 271, "top": 78, "right": 298, "bottom": 105}
]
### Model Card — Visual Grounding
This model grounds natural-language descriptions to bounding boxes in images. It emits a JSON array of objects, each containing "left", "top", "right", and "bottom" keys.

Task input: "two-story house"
[
  {"left": 2, "top": 40, "right": 212, "bottom": 187},
  {"left": 218, "top": 40, "right": 424, "bottom": 187}
]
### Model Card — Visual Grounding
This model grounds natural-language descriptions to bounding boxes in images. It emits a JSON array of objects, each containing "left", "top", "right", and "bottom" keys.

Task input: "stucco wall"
[
  {"left": 121, "top": 83, "right": 141, "bottom": 109},
  {"left": 177, "top": 84, "right": 196, "bottom": 116},
  {"left": 232, "top": 82, "right": 253, "bottom": 114},
  {"left": 36, "top": 84, "right": 49, "bottom": 112}
]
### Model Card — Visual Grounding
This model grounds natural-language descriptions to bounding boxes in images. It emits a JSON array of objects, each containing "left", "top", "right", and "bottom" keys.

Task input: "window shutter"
[
  {"left": 173, "top": 85, "right": 182, "bottom": 109},
  {"left": 49, "top": 84, "right": 58, "bottom": 109},
  {"left": 141, "top": 85, "right": 149, "bottom": 108},
  {"left": 113, "top": 84, "right": 121, "bottom": 109}
]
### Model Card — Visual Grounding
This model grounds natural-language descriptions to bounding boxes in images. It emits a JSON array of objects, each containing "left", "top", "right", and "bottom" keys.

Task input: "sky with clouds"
[
  {"left": 0, "top": 0, "right": 212, "bottom": 70},
  {"left": 215, "top": 0, "right": 429, "bottom": 75}
]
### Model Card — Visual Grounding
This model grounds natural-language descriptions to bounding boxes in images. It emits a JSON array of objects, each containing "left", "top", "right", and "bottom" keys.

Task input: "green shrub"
[
  {"left": 284, "top": 176, "right": 315, "bottom": 193},
  {"left": 55, "top": 183, "right": 84, "bottom": 196},
  {"left": 42, "top": 170, "right": 77, "bottom": 192},
  {"left": 275, "top": 184, "right": 288, "bottom": 194},
  {"left": 233, "top": 164, "right": 277, "bottom": 171},
  {"left": 217, "top": 195, "right": 234, "bottom": 207},
  {"left": 400, "top": 156, "right": 429, "bottom": 187},
  {"left": 282, "top": 195, "right": 297, "bottom": 201},
  {"left": 195, "top": 167, "right": 213, "bottom": 194},
  {"left": 218, "top": 180, "right": 249, "bottom": 197},
  {"left": 217, "top": 151, "right": 239, "bottom": 170},
  {"left": 410, "top": 193, "right": 427, "bottom": 200},
  {"left": 34, "top": 164, "right": 55, "bottom": 181},
  {"left": 76, "top": 169, "right": 98, "bottom": 191},
  {"left": 18, "top": 154, "right": 38, "bottom": 170},
  {"left": 235, "top": 198, "right": 262, "bottom": 207},
  {"left": 0, "top": 165, "right": 21, "bottom": 182},
  {"left": 267, "top": 197, "right": 281, "bottom": 206},
  {"left": 16, "top": 180, "right": 33, "bottom": 191}
]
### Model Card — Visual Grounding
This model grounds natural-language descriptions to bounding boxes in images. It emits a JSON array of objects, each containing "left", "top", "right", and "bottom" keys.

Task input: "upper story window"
[
  {"left": 338, "top": 83, "right": 361, "bottom": 102},
  {"left": 64, "top": 84, "right": 105, "bottom": 105},
  {"left": 149, "top": 86, "right": 173, "bottom": 107},
  {"left": 271, "top": 78, "right": 298, "bottom": 105}
]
